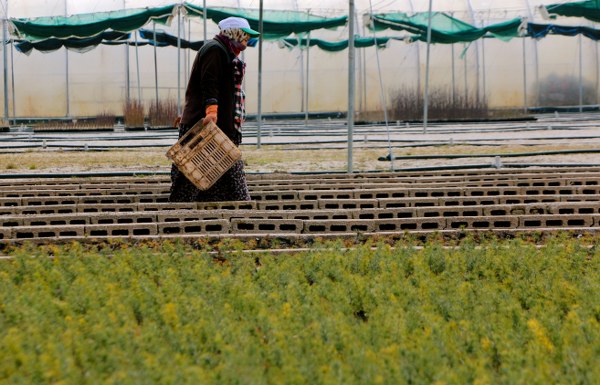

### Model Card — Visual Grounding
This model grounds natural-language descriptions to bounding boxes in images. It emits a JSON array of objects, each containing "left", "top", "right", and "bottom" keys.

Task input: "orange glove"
[{"left": 203, "top": 105, "right": 218, "bottom": 126}]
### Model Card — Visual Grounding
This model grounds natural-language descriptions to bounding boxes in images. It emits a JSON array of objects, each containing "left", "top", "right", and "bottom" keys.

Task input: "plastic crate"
[{"left": 166, "top": 121, "right": 241, "bottom": 191}]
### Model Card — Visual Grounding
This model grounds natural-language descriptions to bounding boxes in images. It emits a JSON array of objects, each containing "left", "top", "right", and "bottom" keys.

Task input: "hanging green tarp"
[
  {"left": 367, "top": 12, "right": 523, "bottom": 44},
  {"left": 139, "top": 28, "right": 203, "bottom": 50},
  {"left": 9, "top": 4, "right": 176, "bottom": 41},
  {"left": 183, "top": 3, "right": 347, "bottom": 39},
  {"left": 280, "top": 36, "right": 402, "bottom": 52},
  {"left": 15, "top": 31, "right": 131, "bottom": 54},
  {"left": 545, "top": 1, "right": 600, "bottom": 23}
]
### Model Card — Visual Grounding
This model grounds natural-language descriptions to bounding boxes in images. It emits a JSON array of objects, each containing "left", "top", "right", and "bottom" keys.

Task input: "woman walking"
[{"left": 170, "top": 17, "right": 259, "bottom": 202}]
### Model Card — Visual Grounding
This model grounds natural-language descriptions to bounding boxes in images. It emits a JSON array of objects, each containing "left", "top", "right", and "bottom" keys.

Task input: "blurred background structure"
[{"left": 2, "top": 0, "right": 600, "bottom": 121}]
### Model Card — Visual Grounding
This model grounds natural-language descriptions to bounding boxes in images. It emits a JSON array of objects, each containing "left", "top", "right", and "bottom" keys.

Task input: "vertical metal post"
[
  {"left": 2, "top": 17, "right": 8, "bottom": 122},
  {"left": 134, "top": 30, "right": 141, "bottom": 101},
  {"left": 257, "top": 0, "right": 263, "bottom": 149},
  {"left": 124, "top": 1, "right": 130, "bottom": 104},
  {"left": 203, "top": 0, "right": 207, "bottom": 41},
  {"left": 153, "top": 22, "right": 159, "bottom": 107},
  {"left": 579, "top": 34, "right": 583, "bottom": 113},
  {"left": 481, "top": 37, "right": 486, "bottom": 102},
  {"left": 423, "top": 0, "right": 433, "bottom": 134},
  {"left": 451, "top": 43, "right": 455, "bottom": 104},
  {"left": 10, "top": 27, "right": 15, "bottom": 122},
  {"left": 524, "top": 0, "right": 540, "bottom": 106},
  {"left": 305, "top": 32, "right": 310, "bottom": 125},
  {"left": 408, "top": 0, "right": 421, "bottom": 95},
  {"left": 177, "top": 3, "right": 181, "bottom": 115},
  {"left": 464, "top": 43, "right": 468, "bottom": 102},
  {"left": 347, "top": 0, "right": 355, "bottom": 173},
  {"left": 594, "top": 36, "right": 600, "bottom": 104},
  {"left": 466, "top": 0, "right": 479, "bottom": 103},
  {"left": 522, "top": 37, "right": 527, "bottom": 114},
  {"left": 65, "top": 0, "right": 70, "bottom": 117},
  {"left": 368, "top": 0, "right": 393, "bottom": 171}
]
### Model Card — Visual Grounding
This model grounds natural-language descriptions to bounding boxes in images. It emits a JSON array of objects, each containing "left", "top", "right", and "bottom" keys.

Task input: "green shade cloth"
[
  {"left": 281, "top": 36, "right": 402, "bottom": 52},
  {"left": 183, "top": 4, "right": 348, "bottom": 39},
  {"left": 545, "top": 0, "right": 600, "bottom": 23},
  {"left": 10, "top": 5, "right": 176, "bottom": 41},
  {"left": 15, "top": 31, "right": 131, "bottom": 54},
  {"left": 367, "top": 12, "right": 523, "bottom": 44}
]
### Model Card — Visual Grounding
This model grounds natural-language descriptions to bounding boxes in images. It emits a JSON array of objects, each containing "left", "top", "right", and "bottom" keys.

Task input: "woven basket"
[{"left": 166, "top": 121, "right": 241, "bottom": 191}]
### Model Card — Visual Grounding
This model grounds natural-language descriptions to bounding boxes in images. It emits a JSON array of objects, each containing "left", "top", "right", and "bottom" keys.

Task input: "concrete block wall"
[{"left": 3, "top": 166, "right": 600, "bottom": 244}]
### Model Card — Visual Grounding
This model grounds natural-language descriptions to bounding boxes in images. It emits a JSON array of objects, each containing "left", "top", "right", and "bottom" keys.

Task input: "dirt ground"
[{"left": 2, "top": 143, "right": 600, "bottom": 175}]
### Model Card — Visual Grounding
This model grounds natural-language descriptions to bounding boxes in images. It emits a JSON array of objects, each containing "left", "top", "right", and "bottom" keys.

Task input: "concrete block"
[
  {"left": 139, "top": 202, "right": 198, "bottom": 211},
  {"left": 85, "top": 223, "right": 158, "bottom": 237},
  {"left": 378, "top": 197, "right": 438, "bottom": 208},
  {"left": 257, "top": 200, "right": 318, "bottom": 211},
  {"left": 353, "top": 188, "right": 407, "bottom": 200},
  {"left": 577, "top": 185, "right": 600, "bottom": 195},
  {"left": 318, "top": 199, "right": 378, "bottom": 210},
  {"left": 157, "top": 219, "right": 230, "bottom": 235},
  {"left": 231, "top": 219, "right": 303, "bottom": 233},
  {"left": 302, "top": 219, "right": 374, "bottom": 234},
  {"left": 250, "top": 191, "right": 299, "bottom": 201},
  {"left": 417, "top": 206, "right": 484, "bottom": 218},
  {"left": 88, "top": 212, "right": 157, "bottom": 225},
  {"left": 196, "top": 201, "right": 257, "bottom": 210},
  {"left": 446, "top": 216, "right": 517, "bottom": 230},
  {"left": 78, "top": 203, "right": 138, "bottom": 213},
  {"left": 374, "top": 218, "right": 445, "bottom": 232},
  {"left": 298, "top": 190, "right": 354, "bottom": 200},
  {"left": 0, "top": 197, "right": 21, "bottom": 207},
  {"left": 221, "top": 210, "right": 289, "bottom": 221},
  {"left": 519, "top": 215, "right": 593, "bottom": 228},
  {"left": 157, "top": 210, "right": 223, "bottom": 222},
  {"left": 408, "top": 187, "right": 464, "bottom": 198},
  {"left": 561, "top": 195, "right": 600, "bottom": 203},
  {"left": 354, "top": 208, "right": 416, "bottom": 220},
  {"left": 0, "top": 227, "right": 11, "bottom": 240},
  {"left": 12, "top": 225, "right": 85, "bottom": 239}
]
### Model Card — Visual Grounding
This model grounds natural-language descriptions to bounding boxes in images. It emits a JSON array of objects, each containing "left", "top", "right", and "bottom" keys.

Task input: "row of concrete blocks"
[
  {"left": 3, "top": 214, "right": 600, "bottom": 241},
  {"left": 3, "top": 168, "right": 600, "bottom": 189},
  {"left": 3, "top": 171, "right": 600, "bottom": 190},
  {"left": 4, "top": 176, "right": 600, "bottom": 197},
  {"left": 2, "top": 202, "right": 600, "bottom": 228},
  {"left": 4, "top": 195, "right": 600, "bottom": 216},
  {"left": 3, "top": 166, "right": 600, "bottom": 186},
  {"left": 3, "top": 185, "right": 600, "bottom": 206}
]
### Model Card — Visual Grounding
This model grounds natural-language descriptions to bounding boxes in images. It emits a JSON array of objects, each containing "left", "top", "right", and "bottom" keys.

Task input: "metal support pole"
[
  {"left": 177, "top": 4, "right": 181, "bottom": 115},
  {"left": 423, "top": 0, "right": 433, "bottom": 134},
  {"left": 124, "top": 1, "right": 130, "bottom": 104},
  {"left": 579, "top": 34, "right": 583, "bottom": 113},
  {"left": 482, "top": 37, "right": 486, "bottom": 102},
  {"left": 304, "top": 32, "right": 310, "bottom": 125},
  {"left": 65, "top": 0, "right": 70, "bottom": 117},
  {"left": 257, "top": 0, "right": 263, "bottom": 149},
  {"left": 451, "top": 43, "right": 455, "bottom": 104},
  {"left": 594, "top": 37, "right": 600, "bottom": 104},
  {"left": 203, "top": 0, "right": 207, "bottom": 41},
  {"left": 10, "top": 28, "right": 15, "bottom": 122},
  {"left": 153, "top": 22, "right": 159, "bottom": 107},
  {"left": 466, "top": 0, "right": 479, "bottom": 103},
  {"left": 464, "top": 43, "right": 468, "bottom": 102},
  {"left": 2, "top": 18, "right": 8, "bottom": 122},
  {"left": 347, "top": 0, "right": 355, "bottom": 173},
  {"left": 522, "top": 37, "right": 527, "bottom": 114},
  {"left": 134, "top": 30, "right": 141, "bottom": 102},
  {"left": 408, "top": 0, "right": 421, "bottom": 94},
  {"left": 368, "top": 0, "right": 393, "bottom": 171}
]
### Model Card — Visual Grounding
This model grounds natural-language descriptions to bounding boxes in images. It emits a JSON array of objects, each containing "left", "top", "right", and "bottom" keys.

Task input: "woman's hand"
[{"left": 203, "top": 105, "right": 218, "bottom": 126}]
